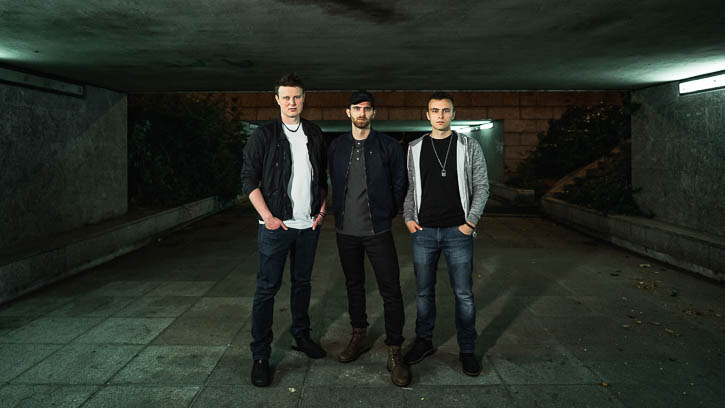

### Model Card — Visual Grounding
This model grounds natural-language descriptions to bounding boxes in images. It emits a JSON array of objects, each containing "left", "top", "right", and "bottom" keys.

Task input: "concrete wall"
[
  {"left": 469, "top": 120, "right": 504, "bottom": 183},
  {"left": 189, "top": 90, "right": 626, "bottom": 178},
  {"left": 0, "top": 82, "right": 128, "bottom": 250},
  {"left": 632, "top": 83, "right": 725, "bottom": 238}
]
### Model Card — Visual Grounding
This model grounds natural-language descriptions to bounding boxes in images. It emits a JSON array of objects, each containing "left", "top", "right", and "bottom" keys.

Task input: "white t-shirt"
[{"left": 267, "top": 122, "right": 313, "bottom": 229}]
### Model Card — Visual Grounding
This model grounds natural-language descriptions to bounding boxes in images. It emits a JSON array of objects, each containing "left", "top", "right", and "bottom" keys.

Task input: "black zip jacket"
[
  {"left": 241, "top": 117, "right": 327, "bottom": 222},
  {"left": 328, "top": 129, "right": 407, "bottom": 233}
]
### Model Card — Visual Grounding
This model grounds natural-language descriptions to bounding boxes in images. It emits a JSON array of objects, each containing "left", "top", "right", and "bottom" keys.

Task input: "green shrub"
[
  {"left": 128, "top": 94, "right": 247, "bottom": 207},
  {"left": 508, "top": 103, "right": 636, "bottom": 194},
  {"left": 554, "top": 142, "right": 644, "bottom": 215}
]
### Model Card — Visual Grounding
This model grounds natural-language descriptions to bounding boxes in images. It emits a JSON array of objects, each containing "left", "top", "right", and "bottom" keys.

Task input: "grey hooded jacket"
[{"left": 403, "top": 131, "right": 489, "bottom": 227}]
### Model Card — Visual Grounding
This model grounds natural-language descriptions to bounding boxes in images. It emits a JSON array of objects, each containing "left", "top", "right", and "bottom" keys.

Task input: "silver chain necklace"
[
  {"left": 430, "top": 134, "right": 453, "bottom": 177},
  {"left": 282, "top": 120, "right": 302, "bottom": 133}
]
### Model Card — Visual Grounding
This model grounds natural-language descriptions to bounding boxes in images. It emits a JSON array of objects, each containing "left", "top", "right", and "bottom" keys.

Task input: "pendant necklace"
[
  {"left": 430, "top": 134, "right": 453, "bottom": 177},
  {"left": 282, "top": 120, "right": 302, "bottom": 133}
]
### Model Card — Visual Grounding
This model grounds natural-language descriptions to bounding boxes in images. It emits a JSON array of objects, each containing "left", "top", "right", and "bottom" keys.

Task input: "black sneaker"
[
  {"left": 251, "top": 359, "right": 271, "bottom": 387},
  {"left": 403, "top": 337, "right": 435, "bottom": 365},
  {"left": 459, "top": 352, "right": 481, "bottom": 376},
  {"left": 292, "top": 334, "right": 327, "bottom": 359}
]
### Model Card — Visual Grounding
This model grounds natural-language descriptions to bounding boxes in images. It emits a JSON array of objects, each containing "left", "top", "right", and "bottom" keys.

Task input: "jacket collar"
[{"left": 343, "top": 127, "right": 378, "bottom": 143}]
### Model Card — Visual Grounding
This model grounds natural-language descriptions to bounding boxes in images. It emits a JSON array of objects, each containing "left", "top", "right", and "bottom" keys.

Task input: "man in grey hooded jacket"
[{"left": 402, "top": 91, "right": 489, "bottom": 376}]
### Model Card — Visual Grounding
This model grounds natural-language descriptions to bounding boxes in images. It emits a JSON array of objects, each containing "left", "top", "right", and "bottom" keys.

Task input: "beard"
[{"left": 352, "top": 117, "right": 371, "bottom": 129}]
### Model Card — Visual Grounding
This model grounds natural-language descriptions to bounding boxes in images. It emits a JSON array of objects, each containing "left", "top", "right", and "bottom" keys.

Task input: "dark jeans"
[
  {"left": 411, "top": 226, "right": 476, "bottom": 353},
  {"left": 250, "top": 225, "right": 321, "bottom": 360},
  {"left": 336, "top": 231, "right": 405, "bottom": 346}
]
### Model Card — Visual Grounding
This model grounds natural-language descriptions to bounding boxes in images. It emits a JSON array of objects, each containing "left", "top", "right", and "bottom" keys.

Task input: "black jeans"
[{"left": 336, "top": 231, "right": 405, "bottom": 346}]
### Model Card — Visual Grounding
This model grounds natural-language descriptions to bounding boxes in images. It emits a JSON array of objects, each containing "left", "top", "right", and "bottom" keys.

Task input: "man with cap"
[{"left": 328, "top": 91, "right": 410, "bottom": 386}]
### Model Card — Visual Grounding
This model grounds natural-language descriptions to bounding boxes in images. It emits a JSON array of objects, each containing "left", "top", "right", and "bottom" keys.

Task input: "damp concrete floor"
[{"left": 1, "top": 202, "right": 724, "bottom": 407}]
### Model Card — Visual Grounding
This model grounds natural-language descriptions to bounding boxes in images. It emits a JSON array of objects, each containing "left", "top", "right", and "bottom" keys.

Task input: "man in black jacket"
[
  {"left": 328, "top": 91, "right": 410, "bottom": 386},
  {"left": 241, "top": 73, "right": 328, "bottom": 387}
]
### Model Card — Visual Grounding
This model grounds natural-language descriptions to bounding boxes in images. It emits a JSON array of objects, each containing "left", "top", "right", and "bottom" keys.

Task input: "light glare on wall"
[
  {"left": 679, "top": 72, "right": 725, "bottom": 95},
  {"left": 453, "top": 121, "right": 493, "bottom": 132}
]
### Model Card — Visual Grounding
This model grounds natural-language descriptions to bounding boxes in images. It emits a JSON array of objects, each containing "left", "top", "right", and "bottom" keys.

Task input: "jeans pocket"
[{"left": 455, "top": 226, "right": 473, "bottom": 237}]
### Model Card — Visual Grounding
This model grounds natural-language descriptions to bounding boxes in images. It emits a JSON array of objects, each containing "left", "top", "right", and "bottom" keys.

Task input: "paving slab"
[
  {"left": 400, "top": 385, "right": 515, "bottom": 408},
  {"left": 12, "top": 343, "right": 142, "bottom": 384},
  {"left": 89, "top": 281, "right": 161, "bottom": 297},
  {"left": 48, "top": 295, "right": 135, "bottom": 317},
  {"left": 0, "top": 343, "right": 62, "bottom": 382},
  {"left": 0, "top": 296, "right": 72, "bottom": 317},
  {"left": 151, "top": 316, "right": 242, "bottom": 346},
  {"left": 609, "top": 382, "right": 725, "bottom": 408},
  {"left": 299, "top": 385, "right": 408, "bottom": 408},
  {"left": 73, "top": 317, "right": 174, "bottom": 344},
  {"left": 488, "top": 344, "right": 601, "bottom": 385},
  {"left": 111, "top": 345, "right": 225, "bottom": 385},
  {"left": 0, "top": 384, "right": 98, "bottom": 408},
  {"left": 181, "top": 296, "right": 250, "bottom": 319},
  {"left": 192, "top": 385, "right": 301, "bottom": 408},
  {"left": 2, "top": 317, "right": 103, "bottom": 344},
  {"left": 0, "top": 316, "right": 35, "bottom": 337},
  {"left": 508, "top": 384, "right": 626, "bottom": 408},
  {"left": 146, "top": 281, "right": 216, "bottom": 297},
  {"left": 113, "top": 296, "right": 198, "bottom": 318},
  {"left": 82, "top": 385, "right": 199, "bottom": 408}
]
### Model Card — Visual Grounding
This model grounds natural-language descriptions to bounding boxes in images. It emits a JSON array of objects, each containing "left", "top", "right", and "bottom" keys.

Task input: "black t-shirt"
[
  {"left": 339, "top": 139, "right": 375, "bottom": 236},
  {"left": 418, "top": 134, "right": 465, "bottom": 227}
]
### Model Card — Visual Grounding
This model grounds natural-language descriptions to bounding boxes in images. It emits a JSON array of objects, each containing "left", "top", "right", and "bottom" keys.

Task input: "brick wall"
[{"left": 190, "top": 90, "right": 626, "bottom": 177}]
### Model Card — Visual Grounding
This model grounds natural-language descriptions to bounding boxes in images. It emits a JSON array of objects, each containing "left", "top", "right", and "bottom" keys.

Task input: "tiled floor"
[{"left": 1, "top": 203, "right": 723, "bottom": 407}]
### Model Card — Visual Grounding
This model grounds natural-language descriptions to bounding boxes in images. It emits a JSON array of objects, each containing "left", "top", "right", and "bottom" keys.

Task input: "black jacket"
[
  {"left": 328, "top": 129, "right": 407, "bottom": 233},
  {"left": 241, "top": 118, "right": 327, "bottom": 222}
]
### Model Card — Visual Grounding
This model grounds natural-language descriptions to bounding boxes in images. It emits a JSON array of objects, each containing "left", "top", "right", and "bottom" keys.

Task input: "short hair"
[
  {"left": 275, "top": 73, "right": 304, "bottom": 95},
  {"left": 428, "top": 92, "right": 454, "bottom": 109}
]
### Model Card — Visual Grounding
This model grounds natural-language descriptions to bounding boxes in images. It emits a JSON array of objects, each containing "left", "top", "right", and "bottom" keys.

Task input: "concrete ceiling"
[{"left": 1, "top": 0, "right": 724, "bottom": 92}]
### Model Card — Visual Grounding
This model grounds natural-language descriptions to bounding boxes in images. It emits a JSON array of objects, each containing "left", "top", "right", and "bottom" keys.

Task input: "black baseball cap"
[{"left": 349, "top": 90, "right": 375, "bottom": 108}]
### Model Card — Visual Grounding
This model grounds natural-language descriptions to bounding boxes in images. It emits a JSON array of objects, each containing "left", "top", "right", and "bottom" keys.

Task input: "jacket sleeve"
[
  {"left": 467, "top": 140, "right": 489, "bottom": 225},
  {"left": 390, "top": 140, "right": 407, "bottom": 214},
  {"left": 241, "top": 129, "right": 264, "bottom": 197},
  {"left": 317, "top": 133, "right": 328, "bottom": 195},
  {"left": 403, "top": 144, "right": 417, "bottom": 223}
]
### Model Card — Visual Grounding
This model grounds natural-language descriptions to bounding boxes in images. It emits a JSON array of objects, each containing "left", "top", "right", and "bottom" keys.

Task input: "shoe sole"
[
  {"left": 251, "top": 378, "right": 271, "bottom": 387},
  {"left": 404, "top": 348, "right": 436, "bottom": 365},
  {"left": 386, "top": 365, "right": 412, "bottom": 387},
  {"left": 251, "top": 368, "right": 272, "bottom": 387},
  {"left": 459, "top": 356, "right": 482, "bottom": 377},
  {"left": 291, "top": 345, "right": 327, "bottom": 359},
  {"left": 338, "top": 345, "right": 372, "bottom": 363},
  {"left": 462, "top": 368, "right": 481, "bottom": 377}
]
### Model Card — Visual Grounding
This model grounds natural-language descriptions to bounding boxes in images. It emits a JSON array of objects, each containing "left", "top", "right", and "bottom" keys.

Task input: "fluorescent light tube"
[{"left": 679, "top": 72, "right": 725, "bottom": 95}]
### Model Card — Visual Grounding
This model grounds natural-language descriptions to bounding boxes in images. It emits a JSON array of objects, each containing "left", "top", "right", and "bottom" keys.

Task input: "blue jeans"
[
  {"left": 250, "top": 225, "right": 321, "bottom": 360},
  {"left": 412, "top": 226, "right": 476, "bottom": 353}
]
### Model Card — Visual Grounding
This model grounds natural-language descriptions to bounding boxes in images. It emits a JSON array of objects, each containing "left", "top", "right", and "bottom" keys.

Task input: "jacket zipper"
[
  {"left": 340, "top": 140, "right": 355, "bottom": 229},
  {"left": 362, "top": 147, "right": 375, "bottom": 235}
]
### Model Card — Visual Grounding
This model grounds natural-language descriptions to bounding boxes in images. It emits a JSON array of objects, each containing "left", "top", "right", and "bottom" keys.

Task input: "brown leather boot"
[
  {"left": 387, "top": 345, "right": 411, "bottom": 387},
  {"left": 338, "top": 328, "right": 370, "bottom": 363}
]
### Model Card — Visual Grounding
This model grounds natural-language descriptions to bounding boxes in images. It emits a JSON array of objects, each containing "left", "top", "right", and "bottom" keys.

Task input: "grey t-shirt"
[{"left": 339, "top": 139, "right": 374, "bottom": 236}]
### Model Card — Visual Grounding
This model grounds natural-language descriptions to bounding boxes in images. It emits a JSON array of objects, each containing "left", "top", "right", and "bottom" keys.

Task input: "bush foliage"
[
  {"left": 554, "top": 142, "right": 643, "bottom": 215},
  {"left": 508, "top": 103, "right": 635, "bottom": 193},
  {"left": 128, "top": 94, "right": 247, "bottom": 207},
  {"left": 508, "top": 102, "right": 643, "bottom": 215}
]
